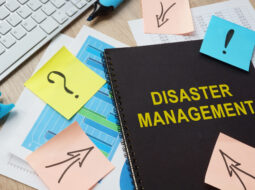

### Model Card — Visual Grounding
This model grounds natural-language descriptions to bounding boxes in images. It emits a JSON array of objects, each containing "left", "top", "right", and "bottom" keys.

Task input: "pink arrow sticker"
[
  {"left": 26, "top": 122, "right": 114, "bottom": 190},
  {"left": 205, "top": 133, "right": 255, "bottom": 190},
  {"left": 142, "top": 0, "right": 194, "bottom": 35}
]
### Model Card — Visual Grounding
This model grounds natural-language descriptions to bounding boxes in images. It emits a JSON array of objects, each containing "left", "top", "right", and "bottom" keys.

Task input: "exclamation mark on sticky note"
[{"left": 223, "top": 29, "right": 234, "bottom": 54}]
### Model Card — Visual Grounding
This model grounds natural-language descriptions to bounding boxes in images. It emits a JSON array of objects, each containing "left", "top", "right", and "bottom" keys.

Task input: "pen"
[{"left": 87, "top": 0, "right": 123, "bottom": 21}]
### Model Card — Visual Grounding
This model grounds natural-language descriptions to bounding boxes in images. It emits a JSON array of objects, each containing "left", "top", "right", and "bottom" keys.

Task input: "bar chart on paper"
[{"left": 22, "top": 36, "right": 120, "bottom": 161}]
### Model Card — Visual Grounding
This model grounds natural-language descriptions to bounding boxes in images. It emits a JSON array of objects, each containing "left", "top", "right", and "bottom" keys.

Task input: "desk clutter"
[{"left": 0, "top": 0, "right": 255, "bottom": 190}]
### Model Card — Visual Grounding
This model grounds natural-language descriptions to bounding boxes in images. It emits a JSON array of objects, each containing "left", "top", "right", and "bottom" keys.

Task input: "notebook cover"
[{"left": 104, "top": 40, "right": 255, "bottom": 190}]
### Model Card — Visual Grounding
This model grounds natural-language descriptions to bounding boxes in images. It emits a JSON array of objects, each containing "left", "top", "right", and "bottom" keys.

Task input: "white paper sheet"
[
  {"left": 128, "top": 0, "right": 255, "bottom": 45},
  {"left": 0, "top": 34, "right": 73, "bottom": 190}
]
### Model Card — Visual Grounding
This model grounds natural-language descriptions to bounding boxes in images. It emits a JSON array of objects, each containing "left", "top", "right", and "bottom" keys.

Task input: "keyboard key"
[
  {"left": 52, "top": 10, "right": 68, "bottom": 24},
  {"left": 0, "top": 44, "right": 5, "bottom": 55},
  {"left": 0, "top": 34, "right": 16, "bottom": 48},
  {"left": 17, "top": 5, "right": 32, "bottom": 19},
  {"left": 11, "top": 25, "right": 26, "bottom": 39},
  {"left": 5, "top": 0, "right": 20, "bottom": 12},
  {"left": 40, "top": 0, "right": 48, "bottom": 3},
  {"left": 41, "top": 2, "right": 56, "bottom": 16},
  {"left": 0, "top": 27, "right": 46, "bottom": 74},
  {"left": 66, "top": 5, "right": 78, "bottom": 17},
  {"left": 71, "top": 0, "right": 80, "bottom": 4},
  {"left": 50, "top": 0, "right": 65, "bottom": 8},
  {"left": 6, "top": 13, "right": 22, "bottom": 27},
  {"left": 40, "top": 17, "right": 58, "bottom": 34},
  {"left": 0, "top": 0, "right": 5, "bottom": 5},
  {"left": 22, "top": 17, "right": 37, "bottom": 31},
  {"left": 0, "top": 21, "right": 11, "bottom": 35},
  {"left": 76, "top": 0, "right": 87, "bottom": 9},
  {"left": 32, "top": 9, "right": 46, "bottom": 23},
  {"left": 27, "top": 0, "right": 42, "bottom": 11},
  {"left": 17, "top": 0, "right": 28, "bottom": 4},
  {"left": 0, "top": 6, "right": 10, "bottom": 20}
]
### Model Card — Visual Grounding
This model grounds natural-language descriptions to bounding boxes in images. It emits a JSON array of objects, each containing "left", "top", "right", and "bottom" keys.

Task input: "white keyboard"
[{"left": 0, "top": 0, "right": 95, "bottom": 81}]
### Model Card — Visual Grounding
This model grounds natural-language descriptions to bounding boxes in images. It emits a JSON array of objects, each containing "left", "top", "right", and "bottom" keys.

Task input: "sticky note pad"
[
  {"left": 200, "top": 16, "right": 255, "bottom": 71},
  {"left": 26, "top": 122, "right": 114, "bottom": 190},
  {"left": 25, "top": 47, "right": 105, "bottom": 119},
  {"left": 205, "top": 133, "right": 255, "bottom": 190},
  {"left": 142, "top": 0, "right": 194, "bottom": 35}
]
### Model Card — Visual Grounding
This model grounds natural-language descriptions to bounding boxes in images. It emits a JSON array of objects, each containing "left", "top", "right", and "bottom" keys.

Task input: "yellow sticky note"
[
  {"left": 205, "top": 133, "right": 255, "bottom": 190},
  {"left": 142, "top": 0, "right": 194, "bottom": 35},
  {"left": 26, "top": 122, "right": 115, "bottom": 190},
  {"left": 25, "top": 47, "right": 105, "bottom": 119}
]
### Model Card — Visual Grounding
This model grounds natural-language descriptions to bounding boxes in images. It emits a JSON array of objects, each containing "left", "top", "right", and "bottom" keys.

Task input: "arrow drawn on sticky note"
[
  {"left": 156, "top": 2, "right": 176, "bottom": 28},
  {"left": 45, "top": 146, "right": 94, "bottom": 183},
  {"left": 219, "top": 149, "right": 255, "bottom": 190}
]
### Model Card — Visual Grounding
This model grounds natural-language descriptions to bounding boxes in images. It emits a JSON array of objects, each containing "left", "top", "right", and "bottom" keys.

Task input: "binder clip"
[{"left": 0, "top": 92, "right": 15, "bottom": 119}]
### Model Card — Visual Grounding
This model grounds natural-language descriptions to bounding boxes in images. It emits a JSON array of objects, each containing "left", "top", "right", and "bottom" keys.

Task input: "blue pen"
[{"left": 87, "top": 0, "right": 123, "bottom": 21}]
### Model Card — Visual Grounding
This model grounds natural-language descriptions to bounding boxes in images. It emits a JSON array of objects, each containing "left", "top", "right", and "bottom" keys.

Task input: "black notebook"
[{"left": 104, "top": 40, "right": 255, "bottom": 190}]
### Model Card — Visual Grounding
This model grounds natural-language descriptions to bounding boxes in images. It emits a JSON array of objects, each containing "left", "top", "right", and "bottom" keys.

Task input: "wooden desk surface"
[{"left": 0, "top": 0, "right": 254, "bottom": 189}]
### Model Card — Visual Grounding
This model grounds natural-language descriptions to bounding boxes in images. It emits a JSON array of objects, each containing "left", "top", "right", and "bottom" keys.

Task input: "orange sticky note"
[
  {"left": 26, "top": 122, "right": 114, "bottom": 190},
  {"left": 142, "top": 0, "right": 194, "bottom": 35},
  {"left": 205, "top": 133, "right": 255, "bottom": 190}
]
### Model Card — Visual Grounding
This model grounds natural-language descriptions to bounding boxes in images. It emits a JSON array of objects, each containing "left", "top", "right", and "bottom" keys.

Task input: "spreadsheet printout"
[{"left": 129, "top": 0, "right": 255, "bottom": 57}]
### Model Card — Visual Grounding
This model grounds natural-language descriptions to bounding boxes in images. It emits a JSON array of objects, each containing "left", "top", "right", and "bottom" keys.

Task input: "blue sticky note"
[{"left": 200, "top": 16, "right": 255, "bottom": 71}]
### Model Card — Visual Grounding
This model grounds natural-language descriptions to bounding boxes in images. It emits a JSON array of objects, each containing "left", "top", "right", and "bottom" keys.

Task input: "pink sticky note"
[
  {"left": 26, "top": 122, "right": 114, "bottom": 190},
  {"left": 142, "top": 0, "right": 194, "bottom": 35},
  {"left": 205, "top": 133, "right": 255, "bottom": 190}
]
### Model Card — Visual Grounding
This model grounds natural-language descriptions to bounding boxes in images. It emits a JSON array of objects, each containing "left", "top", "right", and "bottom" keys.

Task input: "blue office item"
[
  {"left": 87, "top": 0, "right": 123, "bottom": 21},
  {"left": 0, "top": 93, "right": 15, "bottom": 119},
  {"left": 200, "top": 16, "right": 255, "bottom": 71},
  {"left": 100, "top": 0, "right": 123, "bottom": 8},
  {"left": 120, "top": 161, "right": 134, "bottom": 190}
]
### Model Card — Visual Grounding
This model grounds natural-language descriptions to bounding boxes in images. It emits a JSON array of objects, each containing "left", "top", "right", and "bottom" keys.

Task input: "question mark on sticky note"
[{"left": 47, "top": 71, "right": 79, "bottom": 99}]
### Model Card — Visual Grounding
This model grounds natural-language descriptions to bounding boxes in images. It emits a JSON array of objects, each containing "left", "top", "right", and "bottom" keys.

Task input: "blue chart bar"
[
  {"left": 85, "top": 89, "right": 115, "bottom": 119},
  {"left": 86, "top": 58, "right": 105, "bottom": 78},
  {"left": 45, "top": 131, "right": 56, "bottom": 140},
  {"left": 77, "top": 36, "right": 113, "bottom": 79},
  {"left": 87, "top": 58, "right": 104, "bottom": 71},
  {"left": 86, "top": 45, "right": 102, "bottom": 57}
]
